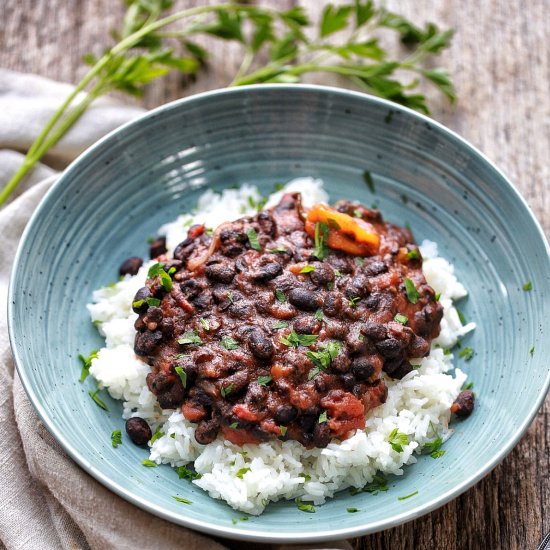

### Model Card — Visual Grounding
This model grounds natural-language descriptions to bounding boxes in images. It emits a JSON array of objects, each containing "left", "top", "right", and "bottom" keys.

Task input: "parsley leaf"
[
  {"left": 175, "top": 366, "right": 187, "bottom": 388},
  {"left": 363, "top": 474, "right": 389, "bottom": 495},
  {"left": 424, "top": 436, "right": 445, "bottom": 459},
  {"left": 279, "top": 330, "right": 318, "bottom": 348},
  {"left": 306, "top": 341, "right": 342, "bottom": 373},
  {"left": 300, "top": 265, "right": 316, "bottom": 273},
  {"left": 275, "top": 289, "right": 286, "bottom": 302},
  {"left": 406, "top": 249, "right": 420, "bottom": 260},
  {"left": 221, "top": 336, "right": 239, "bottom": 350},
  {"left": 347, "top": 507, "right": 360, "bottom": 513},
  {"left": 522, "top": 280, "right": 532, "bottom": 291},
  {"left": 199, "top": 318, "right": 210, "bottom": 331},
  {"left": 78, "top": 349, "right": 99, "bottom": 383},
  {"left": 150, "top": 428, "right": 164, "bottom": 444},
  {"left": 141, "top": 459, "right": 157, "bottom": 467},
  {"left": 246, "top": 227, "right": 262, "bottom": 251},
  {"left": 312, "top": 222, "right": 330, "bottom": 260},
  {"left": 220, "top": 384, "right": 233, "bottom": 398},
  {"left": 403, "top": 277, "right": 420, "bottom": 304},
  {"left": 398, "top": 490, "right": 418, "bottom": 501},
  {"left": 295, "top": 497, "right": 316, "bottom": 513},
  {"left": 388, "top": 428, "right": 408, "bottom": 452},
  {"left": 257, "top": 375, "right": 272, "bottom": 386},
  {"left": 111, "top": 429, "right": 122, "bottom": 448},
  {"left": 318, "top": 410, "right": 328, "bottom": 423},
  {"left": 173, "top": 496, "right": 192, "bottom": 504},
  {"left": 458, "top": 347, "right": 474, "bottom": 361},
  {"left": 272, "top": 320, "right": 289, "bottom": 329},
  {"left": 175, "top": 465, "right": 200, "bottom": 481},
  {"left": 363, "top": 170, "right": 376, "bottom": 193},
  {"left": 146, "top": 297, "right": 161, "bottom": 307},
  {"left": 88, "top": 389, "right": 108, "bottom": 411},
  {"left": 279, "top": 425, "right": 288, "bottom": 436},
  {"left": 236, "top": 467, "right": 251, "bottom": 479},
  {"left": 314, "top": 309, "right": 324, "bottom": 322},
  {"left": 178, "top": 330, "right": 203, "bottom": 346},
  {"left": 394, "top": 313, "right": 408, "bottom": 325}
]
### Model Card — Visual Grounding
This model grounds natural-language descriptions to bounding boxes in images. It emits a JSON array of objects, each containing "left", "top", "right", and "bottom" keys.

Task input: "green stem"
[{"left": 229, "top": 48, "right": 255, "bottom": 85}]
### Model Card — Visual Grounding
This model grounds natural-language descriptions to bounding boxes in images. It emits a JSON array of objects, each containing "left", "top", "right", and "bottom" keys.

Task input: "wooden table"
[{"left": 2, "top": 1, "right": 548, "bottom": 549}]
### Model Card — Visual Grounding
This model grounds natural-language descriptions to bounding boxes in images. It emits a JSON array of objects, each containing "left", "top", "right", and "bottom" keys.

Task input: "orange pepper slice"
[{"left": 305, "top": 203, "right": 380, "bottom": 256}]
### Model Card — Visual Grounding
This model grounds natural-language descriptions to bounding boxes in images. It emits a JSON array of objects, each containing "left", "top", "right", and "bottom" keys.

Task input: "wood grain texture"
[{"left": 1, "top": 1, "right": 548, "bottom": 549}]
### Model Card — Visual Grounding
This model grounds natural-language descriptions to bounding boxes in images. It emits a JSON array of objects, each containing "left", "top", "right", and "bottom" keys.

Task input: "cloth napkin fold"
[{"left": 0, "top": 69, "right": 353, "bottom": 550}]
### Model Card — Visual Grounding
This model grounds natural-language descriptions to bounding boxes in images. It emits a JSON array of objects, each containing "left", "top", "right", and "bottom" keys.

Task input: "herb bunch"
[{"left": 0, "top": 0, "right": 455, "bottom": 205}]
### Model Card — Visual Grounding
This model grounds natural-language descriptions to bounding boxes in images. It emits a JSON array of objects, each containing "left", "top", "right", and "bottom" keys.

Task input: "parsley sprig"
[{"left": 0, "top": 1, "right": 454, "bottom": 205}]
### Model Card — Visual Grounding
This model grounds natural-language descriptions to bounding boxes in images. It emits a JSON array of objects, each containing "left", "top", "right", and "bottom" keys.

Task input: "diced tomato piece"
[
  {"left": 321, "top": 390, "right": 366, "bottom": 438},
  {"left": 182, "top": 402, "right": 206, "bottom": 422},
  {"left": 232, "top": 403, "right": 261, "bottom": 422},
  {"left": 221, "top": 426, "right": 260, "bottom": 445}
]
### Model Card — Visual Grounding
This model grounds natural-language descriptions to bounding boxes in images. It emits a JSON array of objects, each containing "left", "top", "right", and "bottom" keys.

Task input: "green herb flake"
[
  {"left": 275, "top": 289, "right": 286, "bottom": 302},
  {"left": 456, "top": 308, "right": 467, "bottom": 324},
  {"left": 306, "top": 341, "right": 342, "bottom": 371},
  {"left": 146, "top": 297, "right": 161, "bottom": 307},
  {"left": 88, "top": 389, "right": 108, "bottom": 411},
  {"left": 173, "top": 496, "right": 192, "bottom": 504},
  {"left": 178, "top": 330, "right": 203, "bottom": 346},
  {"left": 78, "top": 349, "right": 99, "bottom": 383},
  {"left": 246, "top": 227, "right": 262, "bottom": 251},
  {"left": 240, "top": 516, "right": 249, "bottom": 521},
  {"left": 272, "top": 320, "right": 289, "bottom": 329},
  {"left": 529, "top": 346, "right": 535, "bottom": 357},
  {"left": 312, "top": 221, "right": 330, "bottom": 261},
  {"left": 363, "top": 170, "right": 375, "bottom": 193},
  {"left": 462, "top": 381, "right": 474, "bottom": 390},
  {"left": 355, "top": 257, "right": 365, "bottom": 266},
  {"left": 221, "top": 336, "right": 239, "bottom": 350},
  {"left": 458, "top": 347, "right": 474, "bottom": 361},
  {"left": 295, "top": 497, "right": 315, "bottom": 513},
  {"left": 279, "top": 425, "right": 288, "bottom": 437},
  {"left": 353, "top": 209, "right": 362, "bottom": 218},
  {"left": 363, "top": 474, "right": 389, "bottom": 495},
  {"left": 231, "top": 518, "right": 238, "bottom": 525},
  {"left": 168, "top": 266, "right": 176, "bottom": 275},
  {"left": 327, "top": 281, "right": 334, "bottom": 291},
  {"left": 132, "top": 299, "right": 145, "bottom": 309},
  {"left": 175, "top": 366, "right": 187, "bottom": 388},
  {"left": 307, "top": 367, "right": 320, "bottom": 381},
  {"left": 221, "top": 384, "right": 233, "bottom": 398},
  {"left": 435, "top": 292, "right": 442, "bottom": 301},
  {"left": 226, "top": 290, "right": 234, "bottom": 304},
  {"left": 150, "top": 428, "right": 164, "bottom": 445},
  {"left": 175, "top": 465, "right": 200, "bottom": 481},
  {"left": 169, "top": 433, "right": 176, "bottom": 439},
  {"left": 270, "top": 246, "right": 288, "bottom": 253},
  {"left": 522, "top": 280, "right": 532, "bottom": 291},
  {"left": 348, "top": 296, "right": 361, "bottom": 308},
  {"left": 199, "top": 318, "right": 210, "bottom": 331},
  {"left": 424, "top": 436, "right": 445, "bottom": 459},
  {"left": 141, "top": 459, "right": 157, "bottom": 468},
  {"left": 398, "top": 490, "right": 418, "bottom": 501},
  {"left": 394, "top": 313, "right": 408, "bottom": 325},
  {"left": 314, "top": 309, "right": 324, "bottom": 322},
  {"left": 236, "top": 467, "right": 251, "bottom": 479},
  {"left": 318, "top": 410, "right": 328, "bottom": 424},
  {"left": 300, "top": 473, "right": 311, "bottom": 482},
  {"left": 403, "top": 277, "right": 420, "bottom": 304},
  {"left": 406, "top": 249, "right": 420, "bottom": 260},
  {"left": 299, "top": 265, "right": 316, "bottom": 274},
  {"left": 347, "top": 507, "right": 360, "bottom": 513},
  {"left": 111, "top": 429, "right": 122, "bottom": 448},
  {"left": 229, "top": 422, "right": 238, "bottom": 429},
  {"left": 257, "top": 375, "right": 272, "bottom": 386},
  {"left": 327, "top": 217, "right": 341, "bottom": 230},
  {"left": 388, "top": 428, "right": 408, "bottom": 453},
  {"left": 334, "top": 269, "right": 343, "bottom": 278},
  {"left": 279, "top": 330, "right": 318, "bottom": 348}
]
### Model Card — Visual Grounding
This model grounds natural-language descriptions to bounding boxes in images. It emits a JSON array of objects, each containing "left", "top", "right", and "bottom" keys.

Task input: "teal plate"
[{"left": 8, "top": 85, "right": 550, "bottom": 543}]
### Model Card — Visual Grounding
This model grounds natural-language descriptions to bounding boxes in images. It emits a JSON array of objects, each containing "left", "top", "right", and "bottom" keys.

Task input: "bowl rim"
[{"left": 8, "top": 83, "right": 550, "bottom": 543}]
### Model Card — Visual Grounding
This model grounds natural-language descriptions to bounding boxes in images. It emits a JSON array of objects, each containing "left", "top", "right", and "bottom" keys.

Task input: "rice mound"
[{"left": 87, "top": 178, "right": 474, "bottom": 515}]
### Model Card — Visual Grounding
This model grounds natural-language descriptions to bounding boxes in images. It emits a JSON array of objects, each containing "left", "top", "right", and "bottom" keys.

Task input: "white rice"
[{"left": 87, "top": 178, "right": 474, "bottom": 515}]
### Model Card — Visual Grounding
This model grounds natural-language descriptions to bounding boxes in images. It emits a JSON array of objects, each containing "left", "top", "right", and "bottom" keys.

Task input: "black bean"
[
  {"left": 408, "top": 335, "right": 430, "bottom": 358},
  {"left": 341, "top": 373, "right": 355, "bottom": 390},
  {"left": 205, "top": 263, "right": 236, "bottom": 283},
  {"left": 288, "top": 288, "right": 320, "bottom": 311},
  {"left": 134, "top": 330, "right": 163, "bottom": 355},
  {"left": 149, "top": 236, "right": 167, "bottom": 258},
  {"left": 314, "top": 376, "right": 328, "bottom": 392},
  {"left": 331, "top": 352, "right": 351, "bottom": 373},
  {"left": 451, "top": 390, "right": 475, "bottom": 417},
  {"left": 363, "top": 260, "right": 388, "bottom": 277},
  {"left": 363, "top": 294, "right": 380, "bottom": 310},
  {"left": 375, "top": 337, "right": 404, "bottom": 358},
  {"left": 245, "top": 382, "right": 268, "bottom": 407},
  {"left": 390, "top": 361, "right": 413, "bottom": 380},
  {"left": 191, "top": 292, "right": 211, "bottom": 310},
  {"left": 194, "top": 417, "right": 221, "bottom": 445},
  {"left": 293, "top": 316, "right": 319, "bottom": 334},
  {"left": 361, "top": 322, "right": 387, "bottom": 341},
  {"left": 312, "top": 422, "right": 331, "bottom": 448},
  {"left": 235, "top": 258, "right": 248, "bottom": 273},
  {"left": 180, "top": 279, "right": 200, "bottom": 298},
  {"left": 223, "top": 370, "right": 249, "bottom": 395},
  {"left": 156, "top": 381, "right": 185, "bottom": 409},
  {"left": 323, "top": 293, "right": 341, "bottom": 316},
  {"left": 173, "top": 239, "right": 195, "bottom": 261},
  {"left": 351, "top": 357, "right": 375, "bottom": 381},
  {"left": 147, "top": 371, "right": 172, "bottom": 393},
  {"left": 310, "top": 264, "right": 334, "bottom": 287},
  {"left": 257, "top": 211, "right": 276, "bottom": 237},
  {"left": 119, "top": 256, "right": 143, "bottom": 276},
  {"left": 250, "top": 262, "right": 282, "bottom": 282},
  {"left": 248, "top": 328, "right": 274, "bottom": 360},
  {"left": 274, "top": 404, "right": 298, "bottom": 424},
  {"left": 229, "top": 301, "right": 254, "bottom": 318},
  {"left": 132, "top": 287, "right": 150, "bottom": 313},
  {"left": 298, "top": 413, "right": 317, "bottom": 432},
  {"left": 222, "top": 244, "right": 245, "bottom": 257},
  {"left": 145, "top": 306, "right": 163, "bottom": 324},
  {"left": 125, "top": 417, "right": 152, "bottom": 446}
]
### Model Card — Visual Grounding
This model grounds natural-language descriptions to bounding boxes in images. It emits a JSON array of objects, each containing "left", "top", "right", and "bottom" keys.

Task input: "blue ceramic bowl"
[{"left": 9, "top": 85, "right": 550, "bottom": 543}]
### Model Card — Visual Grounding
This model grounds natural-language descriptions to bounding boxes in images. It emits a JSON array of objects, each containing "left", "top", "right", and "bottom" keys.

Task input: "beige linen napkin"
[{"left": 0, "top": 70, "right": 353, "bottom": 550}]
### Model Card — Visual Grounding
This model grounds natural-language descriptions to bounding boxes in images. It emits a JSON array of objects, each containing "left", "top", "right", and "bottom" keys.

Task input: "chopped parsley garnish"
[
  {"left": 240, "top": 516, "right": 249, "bottom": 521},
  {"left": 295, "top": 497, "right": 315, "bottom": 513},
  {"left": 141, "top": 459, "right": 157, "bottom": 467},
  {"left": 300, "top": 473, "right": 311, "bottom": 482},
  {"left": 456, "top": 308, "right": 467, "bottom": 324},
  {"left": 403, "top": 277, "right": 420, "bottom": 304},
  {"left": 231, "top": 518, "right": 238, "bottom": 525},
  {"left": 132, "top": 299, "right": 144, "bottom": 309},
  {"left": 111, "top": 429, "right": 122, "bottom": 448},
  {"left": 178, "top": 330, "right": 203, "bottom": 346},
  {"left": 148, "top": 262, "right": 172, "bottom": 292},
  {"left": 150, "top": 428, "right": 164, "bottom": 444},
  {"left": 334, "top": 269, "right": 343, "bottom": 278},
  {"left": 307, "top": 367, "right": 320, "bottom": 381},
  {"left": 272, "top": 320, "right": 289, "bottom": 329},
  {"left": 246, "top": 227, "right": 262, "bottom": 251},
  {"left": 462, "top": 381, "right": 474, "bottom": 390},
  {"left": 88, "top": 389, "right": 108, "bottom": 411},
  {"left": 173, "top": 496, "right": 192, "bottom": 504},
  {"left": 327, "top": 281, "right": 334, "bottom": 291},
  {"left": 388, "top": 428, "right": 408, "bottom": 452},
  {"left": 226, "top": 290, "right": 234, "bottom": 303},
  {"left": 347, "top": 507, "right": 360, "bottom": 513},
  {"left": 275, "top": 289, "right": 286, "bottom": 302},
  {"left": 168, "top": 266, "right": 176, "bottom": 275},
  {"left": 236, "top": 467, "right": 250, "bottom": 479},
  {"left": 221, "top": 336, "right": 239, "bottom": 350},
  {"left": 220, "top": 384, "right": 233, "bottom": 398},
  {"left": 78, "top": 349, "right": 98, "bottom": 383},
  {"left": 398, "top": 490, "right": 418, "bottom": 501},
  {"left": 394, "top": 313, "right": 408, "bottom": 325},
  {"left": 175, "top": 366, "right": 187, "bottom": 388},
  {"left": 279, "top": 426, "right": 288, "bottom": 436},
  {"left": 146, "top": 297, "right": 161, "bottom": 307},
  {"left": 229, "top": 422, "right": 239, "bottom": 430},
  {"left": 312, "top": 221, "right": 330, "bottom": 260},
  {"left": 279, "top": 330, "right": 318, "bottom": 348},
  {"left": 458, "top": 347, "right": 474, "bottom": 361},
  {"left": 327, "top": 217, "right": 341, "bottom": 230},
  {"left": 406, "top": 249, "right": 420, "bottom": 260},
  {"left": 257, "top": 375, "right": 272, "bottom": 386},
  {"left": 169, "top": 433, "right": 176, "bottom": 439},
  {"left": 435, "top": 292, "right": 442, "bottom": 301},
  {"left": 363, "top": 474, "right": 389, "bottom": 494},
  {"left": 353, "top": 209, "right": 362, "bottom": 218},
  {"left": 270, "top": 246, "right": 288, "bottom": 253},
  {"left": 199, "top": 318, "right": 210, "bottom": 331},
  {"left": 424, "top": 436, "right": 445, "bottom": 459},
  {"left": 318, "top": 411, "right": 328, "bottom": 424},
  {"left": 314, "top": 309, "right": 324, "bottom": 322},
  {"left": 363, "top": 170, "right": 375, "bottom": 193},
  {"left": 355, "top": 257, "right": 365, "bottom": 266},
  {"left": 348, "top": 296, "right": 361, "bottom": 308},
  {"left": 299, "top": 265, "right": 316, "bottom": 273},
  {"left": 522, "top": 280, "right": 532, "bottom": 291},
  {"left": 306, "top": 341, "right": 341, "bottom": 373},
  {"left": 175, "top": 465, "right": 200, "bottom": 480},
  {"left": 529, "top": 346, "right": 535, "bottom": 357}
]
